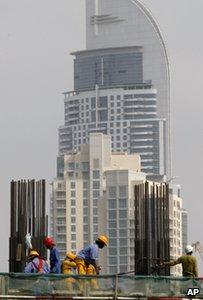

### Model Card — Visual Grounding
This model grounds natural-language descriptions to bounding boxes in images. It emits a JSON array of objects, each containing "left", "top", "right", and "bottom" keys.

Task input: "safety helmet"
[
  {"left": 66, "top": 251, "right": 76, "bottom": 260},
  {"left": 29, "top": 250, "right": 39, "bottom": 257},
  {"left": 97, "top": 235, "right": 108, "bottom": 246},
  {"left": 185, "top": 245, "right": 193, "bottom": 254},
  {"left": 43, "top": 237, "right": 55, "bottom": 247}
]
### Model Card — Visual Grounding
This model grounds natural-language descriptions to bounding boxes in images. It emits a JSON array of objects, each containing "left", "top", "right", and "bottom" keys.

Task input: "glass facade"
[{"left": 74, "top": 49, "right": 143, "bottom": 91}]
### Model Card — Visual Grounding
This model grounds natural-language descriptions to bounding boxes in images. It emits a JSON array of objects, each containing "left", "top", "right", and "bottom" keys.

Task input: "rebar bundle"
[
  {"left": 9, "top": 179, "right": 48, "bottom": 272},
  {"left": 134, "top": 181, "right": 170, "bottom": 275}
]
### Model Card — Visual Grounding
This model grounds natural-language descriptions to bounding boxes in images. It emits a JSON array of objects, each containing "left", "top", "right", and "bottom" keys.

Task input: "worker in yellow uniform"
[
  {"left": 61, "top": 252, "right": 77, "bottom": 291},
  {"left": 75, "top": 235, "right": 108, "bottom": 290},
  {"left": 161, "top": 245, "right": 198, "bottom": 277}
]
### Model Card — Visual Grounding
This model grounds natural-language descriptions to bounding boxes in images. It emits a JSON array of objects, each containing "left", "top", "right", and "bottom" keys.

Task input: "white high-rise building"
[
  {"left": 169, "top": 191, "right": 183, "bottom": 276},
  {"left": 52, "top": 133, "right": 144, "bottom": 259}
]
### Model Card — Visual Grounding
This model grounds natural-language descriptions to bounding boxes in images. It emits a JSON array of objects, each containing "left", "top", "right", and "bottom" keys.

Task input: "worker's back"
[{"left": 179, "top": 254, "right": 198, "bottom": 277}]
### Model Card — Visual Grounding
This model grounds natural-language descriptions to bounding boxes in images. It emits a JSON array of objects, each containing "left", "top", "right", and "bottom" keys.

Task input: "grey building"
[{"left": 58, "top": 0, "right": 171, "bottom": 179}]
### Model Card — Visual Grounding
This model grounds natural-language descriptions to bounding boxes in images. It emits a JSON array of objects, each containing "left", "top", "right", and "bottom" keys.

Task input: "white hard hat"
[{"left": 185, "top": 245, "right": 193, "bottom": 254}]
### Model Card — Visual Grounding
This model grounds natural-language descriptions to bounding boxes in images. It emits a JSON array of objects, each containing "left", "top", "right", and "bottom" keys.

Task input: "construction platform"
[{"left": 0, "top": 274, "right": 203, "bottom": 299}]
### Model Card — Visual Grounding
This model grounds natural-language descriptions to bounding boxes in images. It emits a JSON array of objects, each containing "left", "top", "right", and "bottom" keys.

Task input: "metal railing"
[{"left": 0, "top": 273, "right": 203, "bottom": 299}]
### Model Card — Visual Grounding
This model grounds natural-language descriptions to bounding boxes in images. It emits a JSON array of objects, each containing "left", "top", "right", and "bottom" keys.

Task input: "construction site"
[{"left": 3, "top": 179, "right": 202, "bottom": 299}]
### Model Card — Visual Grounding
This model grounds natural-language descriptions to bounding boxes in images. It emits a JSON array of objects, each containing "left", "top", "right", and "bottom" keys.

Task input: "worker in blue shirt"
[
  {"left": 76, "top": 235, "right": 108, "bottom": 275},
  {"left": 44, "top": 237, "right": 60, "bottom": 274},
  {"left": 24, "top": 250, "right": 50, "bottom": 273}
]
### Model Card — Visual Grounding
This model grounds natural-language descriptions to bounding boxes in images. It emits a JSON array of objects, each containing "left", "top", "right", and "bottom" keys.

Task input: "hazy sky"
[{"left": 0, "top": 0, "right": 203, "bottom": 272}]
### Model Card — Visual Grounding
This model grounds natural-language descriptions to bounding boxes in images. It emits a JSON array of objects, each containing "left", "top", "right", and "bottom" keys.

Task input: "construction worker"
[
  {"left": 61, "top": 252, "right": 77, "bottom": 291},
  {"left": 161, "top": 245, "right": 198, "bottom": 277},
  {"left": 24, "top": 250, "right": 50, "bottom": 273},
  {"left": 44, "top": 237, "right": 60, "bottom": 274},
  {"left": 61, "top": 251, "right": 77, "bottom": 275},
  {"left": 76, "top": 235, "right": 108, "bottom": 275}
]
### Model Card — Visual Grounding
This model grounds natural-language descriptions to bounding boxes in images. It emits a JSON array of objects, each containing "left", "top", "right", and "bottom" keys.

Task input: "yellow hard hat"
[
  {"left": 29, "top": 250, "right": 39, "bottom": 257},
  {"left": 66, "top": 251, "right": 76, "bottom": 260},
  {"left": 97, "top": 235, "right": 108, "bottom": 245}
]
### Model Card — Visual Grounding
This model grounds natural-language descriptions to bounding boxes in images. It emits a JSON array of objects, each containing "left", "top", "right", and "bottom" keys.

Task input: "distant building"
[
  {"left": 181, "top": 209, "right": 188, "bottom": 254},
  {"left": 51, "top": 133, "right": 142, "bottom": 258},
  {"left": 169, "top": 188, "right": 183, "bottom": 276},
  {"left": 58, "top": 0, "right": 171, "bottom": 180}
]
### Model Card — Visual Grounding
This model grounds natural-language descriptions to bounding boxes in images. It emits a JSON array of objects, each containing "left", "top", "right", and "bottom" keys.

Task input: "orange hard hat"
[
  {"left": 97, "top": 235, "right": 108, "bottom": 246},
  {"left": 43, "top": 237, "right": 55, "bottom": 247}
]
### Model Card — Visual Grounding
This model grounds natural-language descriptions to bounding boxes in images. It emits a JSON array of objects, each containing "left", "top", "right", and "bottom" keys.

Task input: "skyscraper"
[
  {"left": 58, "top": 0, "right": 171, "bottom": 179},
  {"left": 52, "top": 0, "right": 172, "bottom": 259}
]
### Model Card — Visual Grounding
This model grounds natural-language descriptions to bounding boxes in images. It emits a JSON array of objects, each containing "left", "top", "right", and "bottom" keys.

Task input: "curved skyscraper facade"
[
  {"left": 58, "top": 0, "right": 171, "bottom": 178},
  {"left": 85, "top": 0, "right": 171, "bottom": 177}
]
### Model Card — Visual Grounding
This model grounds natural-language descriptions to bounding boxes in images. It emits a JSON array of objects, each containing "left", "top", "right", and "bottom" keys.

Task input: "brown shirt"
[{"left": 164, "top": 254, "right": 198, "bottom": 277}]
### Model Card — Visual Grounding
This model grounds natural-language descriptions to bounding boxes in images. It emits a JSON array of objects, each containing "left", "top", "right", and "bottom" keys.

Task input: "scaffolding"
[{"left": 0, "top": 274, "right": 203, "bottom": 299}]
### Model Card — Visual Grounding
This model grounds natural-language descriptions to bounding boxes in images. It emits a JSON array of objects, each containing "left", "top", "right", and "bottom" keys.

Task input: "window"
[
  {"left": 119, "top": 248, "right": 127, "bottom": 255},
  {"left": 83, "top": 190, "right": 88, "bottom": 198},
  {"left": 71, "top": 243, "right": 76, "bottom": 249},
  {"left": 71, "top": 199, "right": 76, "bottom": 206},
  {"left": 71, "top": 191, "right": 76, "bottom": 197},
  {"left": 83, "top": 199, "right": 88, "bottom": 206},
  {"left": 98, "top": 96, "right": 108, "bottom": 108},
  {"left": 68, "top": 162, "right": 75, "bottom": 170},
  {"left": 93, "top": 216, "right": 98, "bottom": 223},
  {"left": 109, "top": 186, "right": 116, "bottom": 198},
  {"left": 119, "top": 220, "right": 127, "bottom": 228},
  {"left": 93, "top": 190, "right": 100, "bottom": 198},
  {"left": 119, "top": 238, "right": 127, "bottom": 246},
  {"left": 119, "top": 229, "right": 127, "bottom": 237},
  {"left": 116, "top": 136, "right": 120, "bottom": 141},
  {"left": 81, "top": 162, "right": 89, "bottom": 171},
  {"left": 109, "top": 239, "right": 117, "bottom": 247},
  {"left": 93, "top": 170, "right": 100, "bottom": 179},
  {"left": 83, "top": 207, "right": 88, "bottom": 215},
  {"left": 71, "top": 225, "right": 76, "bottom": 232},
  {"left": 93, "top": 198, "right": 98, "bottom": 206},
  {"left": 71, "top": 234, "right": 76, "bottom": 241},
  {"left": 117, "top": 95, "right": 121, "bottom": 100},
  {"left": 120, "top": 265, "right": 127, "bottom": 273},
  {"left": 91, "top": 111, "right": 96, "bottom": 122},
  {"left": 71, "top": 208, "right": 76, "bottom": 215},
  {"left": 108, "top": 229, "right": 117, "bottom": 237},
  {"left": 109, "top": 257, "right": 117, "bottom": 265},
  {"left": 109, "top": 199, "right": 117, "bottom": 209},
  {"left": 93, "top": 225, "right": 98, "bottom": 232},
  {"left": 119, "top": 186, "right": 127, "bottom": 197},
  {"left": 91, "top": 97, "right": 96, "bottom": 109},
  {"left": 108, "top": 221, "right": 117, "bottom": 228},
  {"left": 109, "top": 248, "right": 117, "bottom": 255},
  {"left": 83, "top": 216, "right": 88, "bottom": 223},
  {"left": 71, "top": 182, "right": 75, "bottom": 189},
  {"left": 109, "top": 210, "right": 116, "bottom": 219},
  {"left": 111, "top": 109, "right": 114, "bottom": 114},
  {"left": 93, "top": 208, "right": 98, "bottom": 215},
  {"left": 98, "top": 110, "right": 108, "bottom": 121},
  {"left": 83, "top": 225, "right": 88, "bottom": 232},
  {"left": 120, "top": 256, "right": 127, "bottom": 264},
  {"left": 119, "top": 210, "right": 127, "bottom": 219},
  {"left": 110, "top": 96, "right": 114, "bottom": 100},
  {"left": 71, "top": 217, "right": 76, "bottom": 223},
  {"left": 93, "top": 181, "right": 100, "bottom": 189},
  {"left": 119, "top": 198, "right": 127, "bottom": 208},
  {"left": 109, "top": 266, "right": 117, "bottom": 274},
  {"left": 83, "top": 181, "right": 88, "bottom": 189}
]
